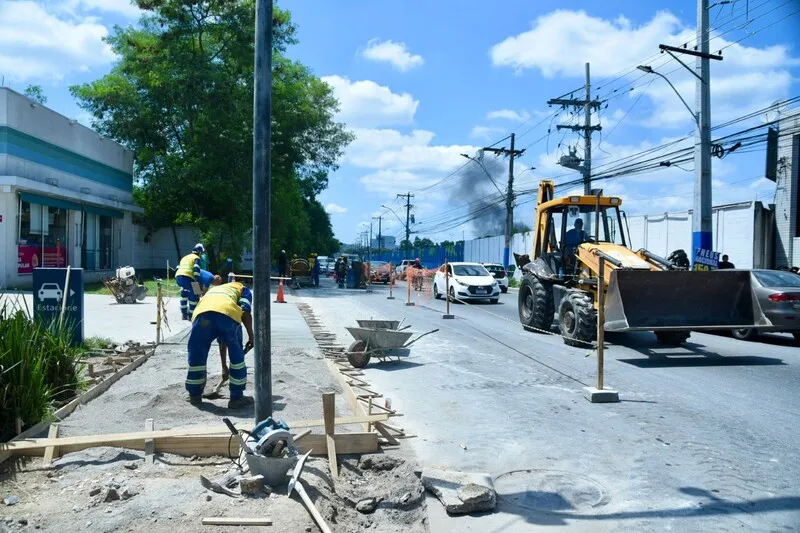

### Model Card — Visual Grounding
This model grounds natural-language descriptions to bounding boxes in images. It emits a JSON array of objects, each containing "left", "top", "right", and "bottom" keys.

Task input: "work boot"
[
  {"left": 227, "top": 396, "right": 254, "bottom": 409},
  {"left": 187, "top": 395, "right": 203, "bottom": 405}
]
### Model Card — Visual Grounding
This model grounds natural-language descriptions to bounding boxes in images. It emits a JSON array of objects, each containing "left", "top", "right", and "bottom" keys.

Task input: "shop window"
[
  {"left": 82, "top": 213, "right": 116, "bottom": 270},
  {"left": 17, "top": 200, "right": 68, "bottom": 274}
]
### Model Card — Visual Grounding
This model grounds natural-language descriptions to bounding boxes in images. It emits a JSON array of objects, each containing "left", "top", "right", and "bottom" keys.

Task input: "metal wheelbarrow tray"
[
  {"left": 355, "top": 319, "right": 411, "bottom": 331},
  {"left": 344, "top": 325, "right": 438, "bottom": 368}
]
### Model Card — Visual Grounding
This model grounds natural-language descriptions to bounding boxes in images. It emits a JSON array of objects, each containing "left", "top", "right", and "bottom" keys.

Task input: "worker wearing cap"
[
  {"left": 185, "top": 281, "right": 254, "bottom": 408},
  {"left": 176, "top": 243, "right": 205, "bottom": 320}
]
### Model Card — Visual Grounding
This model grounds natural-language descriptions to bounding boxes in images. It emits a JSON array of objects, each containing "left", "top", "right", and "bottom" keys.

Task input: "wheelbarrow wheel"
[{"left": 347, "top": 340, "right": 371, "bottom": 368}]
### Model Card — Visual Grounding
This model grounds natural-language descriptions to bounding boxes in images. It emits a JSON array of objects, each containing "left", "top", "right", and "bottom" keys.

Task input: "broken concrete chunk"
[
  {"left": 238, "top": 475, "right": 265, "bottom": 496},
  {"left": 356, "top": 497, "right": 378, "bottom": 514},
  {"left": 359, "top": 455, "right": 401, "bottom": 472},
  {"left": 3, "top": 496, "right": 19, "bottom": 506},
  {"left": 123, "top": 462, "right": 138, "bottom": 470},
  {"left": 120, "top": 488, "right": 138, "bottom": 501},
  {"left": 103, "top": 488, "right": 120, "bottom": 502},
  {"left": 421, "top": 468, "right": 496, "bottom": 514}
]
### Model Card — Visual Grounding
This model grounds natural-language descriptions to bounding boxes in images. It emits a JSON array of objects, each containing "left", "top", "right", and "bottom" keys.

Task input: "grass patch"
[
  {"left": 509, "top": 277, "right": 520, "bottom": 288},
  {"left": 84, "top": 336, "right": 116, "bottom": 351},
  {"left": 0, "top": 294, "right": 87, "bottom": 440},
  {"left": 84, "top": 279, "right": 181, "bottom": 298}
]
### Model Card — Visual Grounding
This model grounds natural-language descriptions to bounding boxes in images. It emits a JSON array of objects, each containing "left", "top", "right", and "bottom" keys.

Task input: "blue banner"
[{"left": 693, "top": 248, "right": 720, "bottom": 271}]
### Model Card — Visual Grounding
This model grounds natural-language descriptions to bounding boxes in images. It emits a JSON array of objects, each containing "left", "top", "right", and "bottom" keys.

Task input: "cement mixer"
[{"left": 104, "top": 266, "right": 147, "bottom": 304}]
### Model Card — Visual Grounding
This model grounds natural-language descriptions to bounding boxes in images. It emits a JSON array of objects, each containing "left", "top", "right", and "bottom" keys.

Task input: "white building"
[
  {"left": 0, "top": 87, "right": 142, "bottom": 288},
  {"left": 371, "top": 235, "right": 396, "bottom": 249}
]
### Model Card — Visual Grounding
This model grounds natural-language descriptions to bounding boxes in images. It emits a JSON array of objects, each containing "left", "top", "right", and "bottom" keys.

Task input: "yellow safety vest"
[
  {"left": 192, "top": 282, "right": 247, "bottom": 324},
  {"left": 176, "top": 253, "right": 198, "bottom": 279}
]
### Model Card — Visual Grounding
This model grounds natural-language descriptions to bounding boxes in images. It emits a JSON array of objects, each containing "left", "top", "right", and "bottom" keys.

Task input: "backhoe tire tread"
[
  {"left": 518, "top": 275, "right": 555, "bottom": 333},
  {"left": 559, "top": 291, "right": 597, "bottom": 347},
  {"left": 655, "top": 330, "right": 691, "bottom": 346}
]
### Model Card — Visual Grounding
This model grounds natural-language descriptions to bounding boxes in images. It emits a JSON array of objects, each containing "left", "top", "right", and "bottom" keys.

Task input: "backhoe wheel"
[
  {"left": 558, "top": 292, "right": 597, "bottom": 347},
  {"left": 655, "top": 330, "right": 691, "bottom": 346},
  {"left": 731, "top": 328, "right": 758, "bottom": 341},
  {"left": 347, "top": 340, "right": 371, "bottom": 368},
  {"left": 518, "top": 275, "right": 555, "bottom": 333}
]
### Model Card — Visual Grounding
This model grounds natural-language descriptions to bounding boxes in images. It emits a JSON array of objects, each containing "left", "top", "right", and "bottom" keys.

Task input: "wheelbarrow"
[
  {"left": 355, "top": 318, "right": 411, "bottom": 331},
  {"left": 345, "top": 324, "right": 439, "bottom": 368}
]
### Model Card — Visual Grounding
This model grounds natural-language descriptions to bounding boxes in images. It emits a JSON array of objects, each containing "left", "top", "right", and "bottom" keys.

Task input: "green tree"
[
  {"left": 24, "top": 84, "right": 47, "bottom": 104},
  {"left": 413, "top": 236, "right": 435, "bottom": 249},
  {"left": 513, "top": 222, "right": 532, "bottom": 234},
  {"left": 70, "top": 0, "right": 352, "bottom": 266}
]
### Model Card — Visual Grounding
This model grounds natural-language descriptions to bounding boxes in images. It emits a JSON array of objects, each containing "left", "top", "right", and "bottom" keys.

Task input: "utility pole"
[
  {"left": 252, "top": 0, "right": 273, "bottom": 421},
  {"left": 372, "top": 215, "right": 383, "bottom": 254},
  {"left": 656, "top": 0, "right": 722, "bottom": 257},
  {"left": 397, "top": 192, "right": 414, "bottom": 258},
  {"left": 549, "top": 62, "right": 603, "bottom": 196},
  {"left": 481, "top": 135, "right": 525, "bottom": 269}
]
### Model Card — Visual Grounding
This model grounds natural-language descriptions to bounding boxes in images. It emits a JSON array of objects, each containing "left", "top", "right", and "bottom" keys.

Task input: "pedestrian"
[
  {"left": 175, "top": 243, "right": 205, "bottom": 320},
  {"left": 338, "top": 256, "right": 347, "bottom": 288},
  {"left": 718, "top": 254, "right": 735, "bottom": 269},
  {"left": 278, "top": 249, "right": 288, "bottom": 279},
  {"left": 185, "top": 281, "right": 254, "bottom": 408},
  {"left": 311, "top": 253, "right": 320, "bottom": 287}
]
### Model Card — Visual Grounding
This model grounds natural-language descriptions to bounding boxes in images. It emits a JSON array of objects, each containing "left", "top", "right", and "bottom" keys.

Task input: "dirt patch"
[{"left": 1, "top": 334, "right": 428, "bottom": 532}]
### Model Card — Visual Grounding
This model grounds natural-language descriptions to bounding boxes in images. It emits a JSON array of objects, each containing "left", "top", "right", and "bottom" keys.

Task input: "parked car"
[
  {"left": 432, "top": 262, "right": 500, "bottom": 303},
  {"left": 731, "top": 269, "right": 800, "bottom": 342},
  {"left": 395, "top": 259, "right": 414, "bottom": 279},
  {"left": 369, "top": 260, "right": 391, "bottom": 283},
  {"left": 482, "top": 263, "right": 509, "bottom": 293},
  {"left": 316, "top": 255, "right": 329, "bottom": 273},
  {"left": 325, "top": 258, "right": 336, "bottom": 274}
]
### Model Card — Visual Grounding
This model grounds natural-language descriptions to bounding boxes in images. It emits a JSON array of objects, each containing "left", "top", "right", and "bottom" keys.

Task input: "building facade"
[
  {"left": 371, "top": 235, "right": 396, "bottom": 250},
  {"left": 772, "top": 107, "right": 800, "bottom": 268},
  {"left": 0, "top": 88, "right": 142, "bottom": 288}
]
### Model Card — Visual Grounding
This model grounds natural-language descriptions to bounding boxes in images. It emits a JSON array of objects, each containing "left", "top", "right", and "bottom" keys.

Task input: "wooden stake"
[
  {"left": 373, "top": 422, "right": 399, "bottom": 446},
  {"left": 42, "top": 424, "right": 60, "bottom": 467},
  {"left": 597, "top": 257, "right": 605, "bottom": 390},
  {"left": 322, "top": 392, "right": 338, "bottom": 478},
  {"left": 366, "top": 397, "right": 374, "bottom": 433},
  {"left": 144, "top": 419, "right": 155, "bottom": 464}
]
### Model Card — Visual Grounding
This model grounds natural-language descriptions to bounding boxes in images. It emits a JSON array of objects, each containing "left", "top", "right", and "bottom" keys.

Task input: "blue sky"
[{"left": 2, "top": 0, "right": 799, "bottom": 245}]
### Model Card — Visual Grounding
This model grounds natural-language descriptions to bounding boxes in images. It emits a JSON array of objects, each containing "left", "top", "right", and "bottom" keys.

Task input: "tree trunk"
[{"left": 171, "top": 226, "right": 182, "bottom": 263}]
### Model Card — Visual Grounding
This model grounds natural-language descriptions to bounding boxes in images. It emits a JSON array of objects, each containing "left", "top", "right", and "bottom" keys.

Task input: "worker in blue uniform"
[
  {"left": 176, "top": 243, "right": 205, "bottom": 320},
  {"left": 185, "top": 281, "right": 254, "bottom": 408}
]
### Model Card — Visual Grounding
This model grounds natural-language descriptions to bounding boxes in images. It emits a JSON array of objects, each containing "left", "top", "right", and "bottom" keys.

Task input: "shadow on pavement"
[
  {"left": 495, "top": 486, "right": 800, "bottom": 528},
  {"left": 618, "top": 355, "right": 785, "bottom": 368},
  {"left": 368, "top": 360, "right": 425, "bottom": 371}
]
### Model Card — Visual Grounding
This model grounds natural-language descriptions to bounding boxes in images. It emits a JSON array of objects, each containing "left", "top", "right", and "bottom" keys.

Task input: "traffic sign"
[{"left": 33, "top": 268, "right": 84, "bottom": 345}]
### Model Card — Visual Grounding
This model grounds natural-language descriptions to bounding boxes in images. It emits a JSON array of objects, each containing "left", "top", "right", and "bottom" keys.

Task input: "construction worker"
[
  {"left": 176, "top": 243, "right": 205, "bottom": 320},
  {"left": 278, "top": 249, "right": 288, "bottom": 279},
  {"left": 185, "top": 281, "right": 254, "bottom": 408},
  {"left": 198, "top": 269, "right": 223, "bottom": 294},
  {"left": 311, "top": 253, "right": 320, "bottom": 287}
]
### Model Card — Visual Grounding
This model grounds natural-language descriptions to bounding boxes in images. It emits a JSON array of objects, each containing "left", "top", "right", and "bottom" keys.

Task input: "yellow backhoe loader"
[{"left": 514, "top": 180, "right": 768, "bottom": 346}]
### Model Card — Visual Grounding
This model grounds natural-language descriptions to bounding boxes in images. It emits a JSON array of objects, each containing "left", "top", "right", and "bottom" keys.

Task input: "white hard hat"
[{"left": 193, "top": 243, "right": 205, "bottom": 253}]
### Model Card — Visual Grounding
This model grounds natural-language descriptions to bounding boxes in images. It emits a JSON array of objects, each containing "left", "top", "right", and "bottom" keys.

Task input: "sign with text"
[
  {"left": 18, "top": 245, "right": 67, "bottom": 274},
  {"left": 33, "top": 268, "right": 84, "bottom": 345},
  {"left": 693, "top": 248, "right": 720, "bottom": 271}
]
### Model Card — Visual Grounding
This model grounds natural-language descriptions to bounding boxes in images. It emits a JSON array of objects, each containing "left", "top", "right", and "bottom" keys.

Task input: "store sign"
[
  {"left": 33, "top": 268, "right": 84, "bottom": 345},
  {"left": 18, "top": 245, "right": 66, "bottom": 274},
  {"left": 693, "top": 248, "right": 720, "bottom": 271}
]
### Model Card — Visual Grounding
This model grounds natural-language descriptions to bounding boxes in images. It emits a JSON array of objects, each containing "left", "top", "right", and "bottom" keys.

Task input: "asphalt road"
[{"left": 299, "top": 279, "right": 800, "bottom": 532}]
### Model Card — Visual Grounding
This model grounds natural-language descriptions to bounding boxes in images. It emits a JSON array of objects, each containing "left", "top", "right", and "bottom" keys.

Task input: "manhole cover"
[{"left": 495, "top": 469, "right": 610, "bottom": 513}]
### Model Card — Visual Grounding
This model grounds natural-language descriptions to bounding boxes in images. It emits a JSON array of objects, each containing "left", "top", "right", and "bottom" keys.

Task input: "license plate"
[{"left": 475, "top": 288, "right": 487, "bottom": 294}]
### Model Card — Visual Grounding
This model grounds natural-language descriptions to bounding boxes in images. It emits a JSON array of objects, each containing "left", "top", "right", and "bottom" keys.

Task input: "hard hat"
[
  {"left": 281, "top": 249, "right": 285, "bottom": 253},
  {"left": 193, "top": 243, "right": 205, "bottom": 253}
]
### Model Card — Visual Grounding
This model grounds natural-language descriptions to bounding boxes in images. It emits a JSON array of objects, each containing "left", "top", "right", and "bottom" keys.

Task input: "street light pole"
[{"left": 695, "top": 0, "right": 713, "bottom": 254}]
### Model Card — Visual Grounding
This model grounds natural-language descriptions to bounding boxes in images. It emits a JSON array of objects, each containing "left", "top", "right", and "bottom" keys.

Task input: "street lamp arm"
[
  {"left": 638, "top": 65, "right": 697, "bottom": 125},
  {"left": 381, "top": 205, "right": 406, "bottom": 226}
]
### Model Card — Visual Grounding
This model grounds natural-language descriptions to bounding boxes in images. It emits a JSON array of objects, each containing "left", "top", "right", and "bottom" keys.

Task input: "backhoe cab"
[{"left": 515, "top": 180, "right": 768, "bottom": 347}]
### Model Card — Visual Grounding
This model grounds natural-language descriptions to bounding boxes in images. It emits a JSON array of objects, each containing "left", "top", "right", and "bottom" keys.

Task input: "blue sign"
[
  {"left": 33, "top": 268, "right": 84, "bottom": 345},
  {"left": 693, "top": 248, "right": 720, "bottom": 271}
]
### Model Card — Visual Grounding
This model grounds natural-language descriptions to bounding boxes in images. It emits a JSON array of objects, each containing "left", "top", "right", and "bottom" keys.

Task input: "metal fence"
[{"left": 369, "top": 243, "right": 464, "bottom": 269}]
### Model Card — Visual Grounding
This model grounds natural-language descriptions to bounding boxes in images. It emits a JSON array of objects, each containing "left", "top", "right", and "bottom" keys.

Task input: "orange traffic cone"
[{"left": 275, "top": 279, "right": 287, "bottom": 303}]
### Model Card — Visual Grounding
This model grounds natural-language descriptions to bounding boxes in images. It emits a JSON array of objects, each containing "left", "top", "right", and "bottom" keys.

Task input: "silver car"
[{"left": 732, "top": 269, "right": 800, "bottom": 342}]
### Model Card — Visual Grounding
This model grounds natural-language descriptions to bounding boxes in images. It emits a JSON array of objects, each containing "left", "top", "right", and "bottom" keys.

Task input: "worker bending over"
[
  {"left": 185, "top": 281, "right": 255, "bottom": 409},
  {"left": 176, "top": 243, "right": 205, "bottom": 320}
]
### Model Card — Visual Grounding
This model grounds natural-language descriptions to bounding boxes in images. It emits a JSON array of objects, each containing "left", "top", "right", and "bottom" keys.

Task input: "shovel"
[
  {"left": 287, "top": 451, "right": 331, "bottom": 533},
  {"left": 203, "top": 342, "right": 253, "bottom": 399}
]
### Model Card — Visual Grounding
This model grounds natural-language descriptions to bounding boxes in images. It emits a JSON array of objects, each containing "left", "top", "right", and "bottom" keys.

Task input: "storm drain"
[{"left": 495, "top": 469, "right": 610, "bottom": 513}]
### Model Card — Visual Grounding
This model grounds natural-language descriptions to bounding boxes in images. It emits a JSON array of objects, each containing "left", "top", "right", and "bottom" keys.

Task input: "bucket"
[{"left": 245, "top": 454, "right": 298, "bottom": 487}]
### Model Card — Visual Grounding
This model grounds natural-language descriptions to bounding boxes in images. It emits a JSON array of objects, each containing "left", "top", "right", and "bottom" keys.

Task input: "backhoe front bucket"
[{"left": 604, "top": 269, "right": 770, "bottom": 331}]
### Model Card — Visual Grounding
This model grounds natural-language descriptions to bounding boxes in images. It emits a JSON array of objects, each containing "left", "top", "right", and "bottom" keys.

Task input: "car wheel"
[
  {"left": 731, "top": 328, "right": 758, "bottom": 341},
  {"left": 558, "top": 291, "right": 597, "bottom": 347},
  {"left": 501, "top": 287, "right": 508, "bottom": 294},
  {"left": 433, "top": 283, "right": 441, "bottom": 300},
  {"left": 449, "top": 286, "right": 458, "bottom": 303},
  {"left": 792, "top": 333, "right": 800, "bottom": 344}
]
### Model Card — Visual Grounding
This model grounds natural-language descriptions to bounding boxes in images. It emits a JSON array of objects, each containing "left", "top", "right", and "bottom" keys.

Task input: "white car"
[
  {"left": 432, "top": 262, "right": 501, "bottom": 303},
  {"left": 316, "top": 256, "right": 329, "bottom": 273},
  {"left": 38, "top": 283, "right": 63, "bottom": 301},
  {"left": 482, "top": 263, "right": 509, "bottom": 293},
  {"left": 395, "top": 259, "right": 414, "bottom": 277}
]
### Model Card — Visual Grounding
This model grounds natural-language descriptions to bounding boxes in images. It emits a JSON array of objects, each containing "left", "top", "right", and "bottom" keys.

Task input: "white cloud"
[
  {"left": 486, "top": 109, "right": 530, "bottom": 122},
  {"left": 325, "top": 203, "right": 348, "bottom": 215},
  {"left": 362, "top": 39, "right": 424, "bottom": 72},
  {"left": 470, "top": 125, "right": 505, "bottom": 140},
  {"left": 0, "top": 1, "right": 115, "bottom": 82},
  {"left": 490, "top": 10, "right": 683, "bottom": 77},
  {"left": 344, "top": 127, "right": 476, "bottom": 172},
  {"left": 62, "top": 0, "right": 143, "bottom": 19},
  {"left": 322, "top": 75, "right": 419, "bottom": 128}
]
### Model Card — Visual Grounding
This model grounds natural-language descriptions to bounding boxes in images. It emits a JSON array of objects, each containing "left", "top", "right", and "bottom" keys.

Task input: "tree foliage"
[
  {"left": 23, "top": 85, "right": 47, "bottom": 104},
  {"left": 70, "top": 0, "right": 352, "bottom": 268}
]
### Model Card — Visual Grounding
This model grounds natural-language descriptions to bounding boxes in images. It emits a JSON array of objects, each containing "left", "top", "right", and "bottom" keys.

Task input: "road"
[{"left": 298, "top": 278, "right": 800, "bottom": 532}]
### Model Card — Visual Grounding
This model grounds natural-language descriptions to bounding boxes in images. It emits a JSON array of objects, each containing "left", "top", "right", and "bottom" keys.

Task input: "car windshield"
[
  {"left": 484, "top": 265, "right": 505, "bottom": 274},
  {"left": 454, "top": 264, "right": 490, "bottom": 276},
  {"left": 753, "top": 270, "right": 800, "bottom": 288}
]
